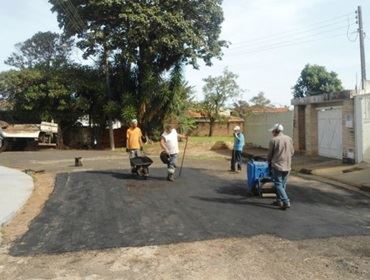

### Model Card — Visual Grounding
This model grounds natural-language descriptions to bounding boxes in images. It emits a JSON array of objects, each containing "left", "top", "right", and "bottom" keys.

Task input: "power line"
[
  {"left": 224, "top": 33, "right": 346, "bottom": 57},
  {"left": 58, "top": 1, "right": 82, "bottom": 33},
  {"left": 347, "top": 15, "right": 358, "bottom": 42},
  {"left": 232, "top": 21, "right": 355, "bottom": 51},
  {"left": 227, "top": 24, "right": 355, "bottom": 54},
  {"left": 65, "top": 0, "right": 85, "bottom": 29},
  {"left": 231, "top": 13, "right": 355, "bottom": 47},
  {"left": 58, "top": 0, "right": 85, "bottom": 34}
]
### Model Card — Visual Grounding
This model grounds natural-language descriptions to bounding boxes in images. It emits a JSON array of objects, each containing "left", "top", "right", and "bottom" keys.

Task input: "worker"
[
  {"left": 160, "top": 124, "right": 188, "bottom": 181},
  {"left": 230, "top": 126, "right": 245, "bottom": 173},
  {"left": 126, "top": 119, "right": 143, "bottom": 173},
  {"left": 267, "top": 123, "right": 294, "bottom": 210}
]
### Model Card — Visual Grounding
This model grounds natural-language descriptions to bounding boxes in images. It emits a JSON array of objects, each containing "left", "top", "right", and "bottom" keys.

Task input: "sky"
[{"left": 0, "top": 0, "right": 370, "bottom": 106}]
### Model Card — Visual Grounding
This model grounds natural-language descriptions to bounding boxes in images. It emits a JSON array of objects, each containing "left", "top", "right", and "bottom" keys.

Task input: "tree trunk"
[
  {"left": 103, "top": 46, "right": 115, "bottom": 150},
  {"left": 57, "top": 124, "right": 64, "bottom": 149},
  {"left": 208, "top": 118, "right": 214, "bottom": 137}
]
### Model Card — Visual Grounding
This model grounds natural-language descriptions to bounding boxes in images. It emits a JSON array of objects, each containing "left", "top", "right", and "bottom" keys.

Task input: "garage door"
[{"left": 318, "top": 108, "right": 342, "bottom": 159}]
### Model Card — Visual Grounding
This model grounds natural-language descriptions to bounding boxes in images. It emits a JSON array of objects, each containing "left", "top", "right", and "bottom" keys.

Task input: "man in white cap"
[
  {"left": 230, "top": 125, "right": 245, "bottom": 172},
  {"left": 126, "top": 119, "right": 143, "bottom": 173},
  {"left": 160, "top": 124, "right": 188, "bottom": 181},
  {"left": 267, "top": 123, "right": 294, "bottom": 210}
]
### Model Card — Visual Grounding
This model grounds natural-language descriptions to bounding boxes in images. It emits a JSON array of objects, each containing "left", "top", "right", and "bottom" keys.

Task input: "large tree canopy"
[
  {"left": 49, "top": 0, "right": 227, "bottom": 133},
  {"left": 4, "top": 31, "right": 74, "bottom": 70},
  {"left": 293, "top": 64, "right": 343, "bottom": 98},
  {"left": 49, "top": 0, "right": 226, "bottom": 68}
]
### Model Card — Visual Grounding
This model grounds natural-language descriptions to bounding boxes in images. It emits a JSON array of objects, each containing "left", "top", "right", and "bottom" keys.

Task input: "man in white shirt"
[{"left": 160, "top": 124, "right": 188, "bottom": 181}]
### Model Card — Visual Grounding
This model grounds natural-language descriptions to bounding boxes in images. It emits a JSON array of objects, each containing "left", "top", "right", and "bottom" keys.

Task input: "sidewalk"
[
  {"left": 0, "top": 166, "right": 34, "bottom": 227},
  {"left": 245, "top": 147, "right": 370, "bottom": 192}
]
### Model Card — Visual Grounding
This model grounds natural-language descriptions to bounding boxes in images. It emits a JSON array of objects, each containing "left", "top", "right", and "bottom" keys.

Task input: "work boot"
[{"left": 279, "top": 201, "right": 290, "bottom": 210}]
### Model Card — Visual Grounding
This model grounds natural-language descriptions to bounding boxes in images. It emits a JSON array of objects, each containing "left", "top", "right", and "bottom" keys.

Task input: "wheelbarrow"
[
  {"left": 130, "top": 155, "right": 153, "bottom": 179},
  {"left": 247, "top": 159, "right": 276, "bottom": 197}
]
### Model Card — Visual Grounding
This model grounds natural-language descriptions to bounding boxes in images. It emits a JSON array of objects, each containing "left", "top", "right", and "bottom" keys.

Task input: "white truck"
[{"left": 0, "top": 121, "right": 58, "bottom": 152}]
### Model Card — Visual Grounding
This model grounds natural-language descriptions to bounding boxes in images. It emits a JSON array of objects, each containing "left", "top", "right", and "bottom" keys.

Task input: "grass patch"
[{"left": 187, "top": 136, "right": 233, "bottom": 144}]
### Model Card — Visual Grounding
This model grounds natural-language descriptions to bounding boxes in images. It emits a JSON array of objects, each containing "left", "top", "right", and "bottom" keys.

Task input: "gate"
[{"left": 318, "top": 107, "right": 342, "bottom": 159}]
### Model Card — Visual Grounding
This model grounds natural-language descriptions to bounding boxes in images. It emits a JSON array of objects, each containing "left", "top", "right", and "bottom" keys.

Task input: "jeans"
[
  {"left": 271, "top": 168, "right": 290, "bottom": 203},
  {"left": 167, "top": 154, "right": 178, "bottom": 175},
  {"left": 231, "top": 150, "right": 242, "bottom": 171}
]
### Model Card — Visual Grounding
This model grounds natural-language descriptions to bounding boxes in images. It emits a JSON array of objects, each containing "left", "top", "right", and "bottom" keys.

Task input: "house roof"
[
  {"left": 187, "top": 110, "right": 244, "bottom": 123},
  {"left": 187, "top": 110, "right": 203, "bottom": 118},
  {"left": 248, "top": 106, "right": 290, "bottom": 113},
  {"left": 228, "top": 116, "right": 244, "bottom": 122},
  {"left": 291, "top": 90, "right": 354, "bottom": 106}
]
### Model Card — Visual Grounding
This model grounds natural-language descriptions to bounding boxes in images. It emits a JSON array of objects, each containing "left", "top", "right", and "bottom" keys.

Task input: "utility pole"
[
  {"left": 104, "top": 47, "right": 115, "bottom": 150},
  {"left": 357, "top": 5, "right": 367, "bottom": 90}
]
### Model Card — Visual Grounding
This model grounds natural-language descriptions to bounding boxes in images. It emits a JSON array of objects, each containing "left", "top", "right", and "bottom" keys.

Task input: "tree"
[
  {"left": 0, "top": 67, "right": 93, "bottom": 146},
  {"left": 164, "top": 64, "right": 196, "bottom": 135},
  {"left": 4, "top": 31, "right": 73, "bottom": 70},
  {"left": 249, "top": 92, "right": 271, "bottom": 107},
  {"left": 49, "top": 0, "right": 227, "bottom": 134},
  {"left": 233, "top": 100, "right": 250, "bottom": 119},
  {"left": 202, "top": 69, "right": 241, "bottom": 136},
  {"left": 293, "top": 64, "right": 343, "bottom": 98},
  {"left": 1, "top": 32, "right": 89, "bottom": 147},
  {"left": 0, "top": 32, "right": 107, "bottom": 147}
]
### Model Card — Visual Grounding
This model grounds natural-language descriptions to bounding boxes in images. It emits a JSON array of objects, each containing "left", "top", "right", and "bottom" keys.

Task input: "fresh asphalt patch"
[{"left": 10, "top": 168, "right": 370, "bottom": 256}]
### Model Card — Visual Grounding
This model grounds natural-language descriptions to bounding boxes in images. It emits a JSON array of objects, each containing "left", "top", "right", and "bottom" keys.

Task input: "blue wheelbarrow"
[{"left": 247, "top": 159, "right": 275, "bottom": 197}]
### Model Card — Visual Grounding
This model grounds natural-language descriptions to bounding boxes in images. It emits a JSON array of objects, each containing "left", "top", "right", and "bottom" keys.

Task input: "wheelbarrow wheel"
[
  {"left": 138, "top": 166, "right": 149, "bottom": 179},
  {"left": 252, "top": 181, "right": 259, "bottom": 196}
]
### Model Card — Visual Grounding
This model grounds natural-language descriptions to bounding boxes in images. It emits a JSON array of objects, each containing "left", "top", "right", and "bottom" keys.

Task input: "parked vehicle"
[{"left": 0, "top": 121, "right": 58, "bottom": 152}]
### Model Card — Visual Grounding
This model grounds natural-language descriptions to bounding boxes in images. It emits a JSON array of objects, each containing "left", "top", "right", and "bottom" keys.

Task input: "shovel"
[{"left": 178, "top": 137, "right": 189, "bottom": 177}]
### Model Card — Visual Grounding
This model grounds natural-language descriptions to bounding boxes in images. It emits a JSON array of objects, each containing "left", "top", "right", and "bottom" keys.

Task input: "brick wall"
[
  {"left": 64, "top": 127, "right": 127, "bottom": 149},
  {"left": 293, "top": 106, "right": 305, "bottom": 152},
  {"left": 305, "top": 104, "right": 318, "bottom": 156},
  {"left": 293, "top": 107, "right": 299, "bottom": 151},
  {"left": 342, "top": 99, "right": 355, "bottom": 162},
  {"left": 192, "top": 121, "right": 244, "bottom": 136},
  {"left": 101, "top": 128, "right": 126, "bottom": 148}
]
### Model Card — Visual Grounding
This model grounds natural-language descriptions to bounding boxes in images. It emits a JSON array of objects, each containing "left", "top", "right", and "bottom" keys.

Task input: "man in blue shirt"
[{"left": 230, "top": 126, "right": 245, "bottom": 172}]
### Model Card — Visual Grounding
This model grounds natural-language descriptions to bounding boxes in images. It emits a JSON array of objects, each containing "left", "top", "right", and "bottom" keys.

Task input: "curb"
[{"left": 0, "top": 166, "right": 34, "bottom": 227}]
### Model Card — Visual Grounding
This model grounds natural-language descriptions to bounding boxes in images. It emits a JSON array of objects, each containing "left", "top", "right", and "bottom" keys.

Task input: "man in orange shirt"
[{"left": 126, "top": 119, "right": 143, "bottom": 173}]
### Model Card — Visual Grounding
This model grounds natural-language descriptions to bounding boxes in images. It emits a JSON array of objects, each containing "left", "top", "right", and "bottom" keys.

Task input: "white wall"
[
  {"left": 355, "top": 94, "right": 370, "bottom": 162},
  {"left": 244, "top": 111, "right": 294, "bottom": 148}
]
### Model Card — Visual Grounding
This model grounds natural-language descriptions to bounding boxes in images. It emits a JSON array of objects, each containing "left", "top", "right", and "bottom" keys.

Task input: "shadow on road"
[{"left": 9, "top": 167, "right": 370, "bottom": 256}]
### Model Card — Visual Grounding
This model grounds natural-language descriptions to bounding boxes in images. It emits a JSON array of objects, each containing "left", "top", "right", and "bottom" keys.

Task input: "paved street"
[{"left": 10, "top": 165, "right": 370, "bottom": 256}]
